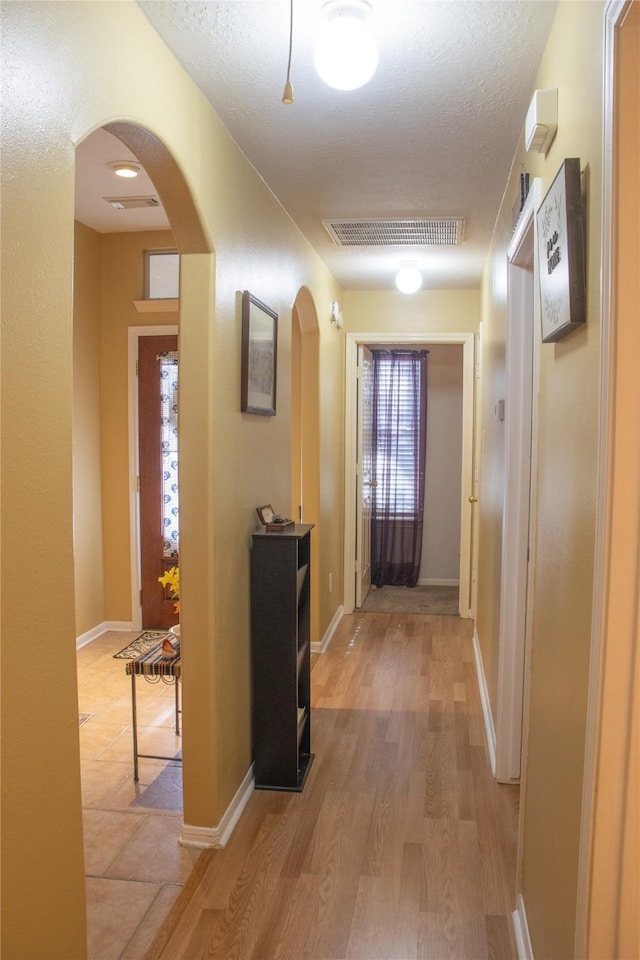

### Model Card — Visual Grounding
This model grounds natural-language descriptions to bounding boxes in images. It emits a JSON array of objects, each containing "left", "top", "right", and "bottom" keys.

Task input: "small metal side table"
[{"left": 125, "top": 640, "right": 181, "bottom": 781}]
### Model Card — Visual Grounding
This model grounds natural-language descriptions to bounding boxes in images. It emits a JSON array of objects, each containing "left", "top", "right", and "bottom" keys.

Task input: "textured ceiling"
[{"left": 76, "top": 1, "right": 558, "bottom": 290}]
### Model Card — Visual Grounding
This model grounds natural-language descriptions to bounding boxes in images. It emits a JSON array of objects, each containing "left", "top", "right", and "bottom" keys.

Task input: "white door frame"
[
  {"left": 127, "top": 324, "right": 179, "bottom": 631},
  {"left": 343, "top": 331, "right": 476, "bottom": 616},
  {"left": 495, "top": 180, "right": 542, "bottom": 783},
  {"left": 575, "top": 2, "right": 637, "bottom": 953}
]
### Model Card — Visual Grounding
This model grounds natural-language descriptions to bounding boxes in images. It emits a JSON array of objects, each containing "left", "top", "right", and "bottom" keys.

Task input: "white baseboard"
[
  {"left": 513, "top": 894, "right": 534, "bottom": 960},
  {"left": 417, "top": 578, "right": 460, "bottom": 587},
  {"left": 180, "top": 765, "right": 254, "bottom": 850},
  {"left": 472, "top": 628, "right": 497, "bottom": 775},
  {"left": 75, "top": 620, "right": 134, "bottom": 650},
  {"left": 311, "top": 604, "right": 343, "bottom": 654}
]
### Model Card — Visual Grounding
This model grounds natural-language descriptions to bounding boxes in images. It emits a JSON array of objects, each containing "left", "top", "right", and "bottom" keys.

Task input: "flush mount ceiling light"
[
  {"left": 109, "top": 161, "right": 141, "bottom": 178},
  {"left": 314, "top": 0, "right": 378, "bottom": 91},
  {"left": 395, "top": 263, "right": 422, "bottom": 294}
]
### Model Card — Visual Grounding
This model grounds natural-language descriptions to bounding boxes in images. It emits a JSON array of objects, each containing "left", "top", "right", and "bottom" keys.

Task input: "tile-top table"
[{"left": 125, "top": 638, "right": 181, "bottom": 781}]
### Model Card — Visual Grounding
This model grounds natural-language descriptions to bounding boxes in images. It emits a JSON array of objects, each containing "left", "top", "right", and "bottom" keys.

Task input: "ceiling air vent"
[
  {"left": 322, "top": 218, "right": 465, "bottom": 247},
  {"left": 104, "top": 196, "right": 162, "bottom": 210}
]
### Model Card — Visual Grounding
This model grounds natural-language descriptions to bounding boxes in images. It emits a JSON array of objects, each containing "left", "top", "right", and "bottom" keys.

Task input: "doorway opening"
[
  {"left": 343, "top": 331, "right": 476, "bottom": 617},
  {"left": 73, "top": 120, "right": 213, "bottom": 951},
  {"left": 133, "top": 329, "right": 181, "bottom": 630}
]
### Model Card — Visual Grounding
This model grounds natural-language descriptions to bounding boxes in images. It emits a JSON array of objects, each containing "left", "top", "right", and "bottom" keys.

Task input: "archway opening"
[
  {"left": 73, "top": 121, "right": 215, "bottom": 950},
  {"left": 291, "top": 287, "right": 321, "bottom": 644}
]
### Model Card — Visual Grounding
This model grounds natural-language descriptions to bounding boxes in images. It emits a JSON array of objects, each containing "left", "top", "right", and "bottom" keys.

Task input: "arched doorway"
[
  {"left": 291, "top": 287, "right": 321, "bottom": 644},
  {"left": 73, "top": 121, "right": 217, "bottom": 946},
  {"left": 94, "top": 126, "right": 218, "bottom": 848}
]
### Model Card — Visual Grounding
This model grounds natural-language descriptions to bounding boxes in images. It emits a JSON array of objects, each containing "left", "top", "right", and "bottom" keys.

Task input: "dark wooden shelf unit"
[{"left": 250, "top": 523, "right": 314, "bottom": 791}]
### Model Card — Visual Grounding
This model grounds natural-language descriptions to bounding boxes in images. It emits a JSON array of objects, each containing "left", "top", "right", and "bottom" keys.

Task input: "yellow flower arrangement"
[{"left": 158, "top": 565, "right": 180, "bottom": 614}]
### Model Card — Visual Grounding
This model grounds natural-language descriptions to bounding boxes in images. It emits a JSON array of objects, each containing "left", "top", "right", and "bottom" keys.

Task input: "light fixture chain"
[{"left": 282, "top": 0, "right": 294, "bottom": 103}]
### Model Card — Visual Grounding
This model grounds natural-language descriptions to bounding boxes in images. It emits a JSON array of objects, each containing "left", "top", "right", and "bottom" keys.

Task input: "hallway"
[{"left": 147, "top": 612, "right": 519, "bottom": 960}]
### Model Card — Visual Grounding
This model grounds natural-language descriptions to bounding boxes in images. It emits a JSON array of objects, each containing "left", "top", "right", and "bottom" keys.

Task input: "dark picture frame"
[
  {"left": 241, "top": 291, "right": 278, "bottom": 415},
  {"left": 536, "top": 158, "right": 586, "bottom": 343}
]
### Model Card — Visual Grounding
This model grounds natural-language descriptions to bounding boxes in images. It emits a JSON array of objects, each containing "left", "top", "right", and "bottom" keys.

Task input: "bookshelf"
[{"left": 250, "top": 524, "right": 314, "bottom": 791}]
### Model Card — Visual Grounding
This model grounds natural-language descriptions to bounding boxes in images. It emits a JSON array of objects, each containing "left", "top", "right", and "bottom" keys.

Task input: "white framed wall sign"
[{"left": 536, "top": 157, "right": 586, "bottom": 342}]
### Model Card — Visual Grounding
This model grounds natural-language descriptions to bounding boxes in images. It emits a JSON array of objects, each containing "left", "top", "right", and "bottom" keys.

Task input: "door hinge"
[
  {"left": 355, "top": 560, "right": 361, "bottom": 573},
  {"left": 136, "top": 476, "right": 140, "bottom": 492},
  {"left": 136, "top": 359, "right": 139, "bottom": 376},
  {"left": 139, "top": 589, "right": 143, "bottom": 605}
]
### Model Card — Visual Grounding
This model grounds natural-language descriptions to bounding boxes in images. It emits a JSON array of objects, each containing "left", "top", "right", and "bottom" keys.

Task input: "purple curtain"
[{"left": 371, "top": 349, "right": 428, "bottom": 588}]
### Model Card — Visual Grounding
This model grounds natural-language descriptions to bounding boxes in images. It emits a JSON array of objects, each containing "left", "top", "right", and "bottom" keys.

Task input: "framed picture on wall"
[
  {"left": 536, "top": 158, "right": 586, "bottom": 342},
  {"left": 241, "top": 291, "right": 278, "bottom": 415}
]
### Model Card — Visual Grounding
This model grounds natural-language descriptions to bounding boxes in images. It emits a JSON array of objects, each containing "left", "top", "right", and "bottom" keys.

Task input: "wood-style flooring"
[{"left": 147, "top": 612, "right": 519, "bottom": 960}]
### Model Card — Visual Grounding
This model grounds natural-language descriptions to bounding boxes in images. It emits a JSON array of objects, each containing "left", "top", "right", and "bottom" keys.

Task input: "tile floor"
[{"left": 77, "top": 630, "right": 201, "bottom": 960}]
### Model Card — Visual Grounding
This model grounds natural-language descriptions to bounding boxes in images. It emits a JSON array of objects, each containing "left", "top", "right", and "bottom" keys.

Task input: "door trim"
[
  {"left": 495, "top": 179, "right": 542, "bottom": 783},
  {"left": 576, "top": 2, "right": 638, "bottom": 954},
  {"left": 128, "top": 324, "right": 178, "bottom": 631},
  {"left": 343, "top": 331, "right": 476, "bottom": 615}
]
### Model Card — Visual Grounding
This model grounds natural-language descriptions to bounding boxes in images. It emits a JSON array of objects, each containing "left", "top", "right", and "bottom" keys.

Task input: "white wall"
[{"left": 420, "top": 344, "right": 463, "bottom": 583}]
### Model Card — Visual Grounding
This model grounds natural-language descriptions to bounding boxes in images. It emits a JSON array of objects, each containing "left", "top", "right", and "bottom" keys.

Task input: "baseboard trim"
[
  {"left": 513, "top": 894, "right": 534, "bottom": 960},
  {"left": 311, "top": 604, "right": 343, "bottom": 654},
  {"left": 472, "top": 628, "right": 497, "bottom": 775},
  {"left": 417, "top": 578, "right": 460, "bottom": 587},
  {"left": 75, "top": 620, "right": 134, "bottom": 650},
  {"left": 179, "top": 765, "right": 254, "bottom": 850}
]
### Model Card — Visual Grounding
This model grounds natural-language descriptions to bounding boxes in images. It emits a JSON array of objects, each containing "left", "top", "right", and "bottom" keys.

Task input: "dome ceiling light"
[
  {"left": 314, "top": 0, "right": 378, "bottom": 91},
  {"left": 395, "top": 263, "right": 422, "bottom": 294}
]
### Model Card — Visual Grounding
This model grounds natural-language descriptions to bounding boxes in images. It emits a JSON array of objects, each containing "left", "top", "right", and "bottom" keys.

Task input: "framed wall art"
[
  {"left": 536, "top": 157, "right": 586, "bottom": 342},
  {"left": 241, "top": 291, "right": 278, "bottom": 415}
]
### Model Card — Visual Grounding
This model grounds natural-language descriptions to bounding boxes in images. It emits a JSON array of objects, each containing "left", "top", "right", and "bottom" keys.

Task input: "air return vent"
[
  {"left": 104, "top": 196, "right": 161, "bottom": 210},
  {"left": 322, "top": 218, "right": 465, "bottom": 247}
]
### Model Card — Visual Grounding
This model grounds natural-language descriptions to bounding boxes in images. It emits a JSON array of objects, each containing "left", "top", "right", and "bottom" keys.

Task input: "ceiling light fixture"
[
  {"left": 110, "top": 162, "right": 141, "bottom": 178},
  {"left": 282, "top": 0, "right": 294, "bottom": 104},
  {"left": 314, "top": 0, "right": 378, "bottom": 91},
  {"left": 395, "top": 263, "right": 422, "bottom": 294}
]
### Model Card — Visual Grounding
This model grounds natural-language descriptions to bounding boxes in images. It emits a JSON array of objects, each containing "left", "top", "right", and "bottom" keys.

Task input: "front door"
[{"left": 138, "top": 335, "right": 180, "bottom": 629}]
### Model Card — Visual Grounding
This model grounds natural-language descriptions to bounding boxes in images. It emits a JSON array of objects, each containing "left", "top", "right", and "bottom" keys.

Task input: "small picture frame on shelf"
[
  {"left": 241, "top": 291, "right": 278, "bottom": 415},
  {"left": 256, "top": 504, "right": 294, "bottom": 532},
  {"left": 256, "top": 505, "right": 275, "bottom": 526},
  {"left": 536, "top": 158, "right": 586, "bottom": 343}
]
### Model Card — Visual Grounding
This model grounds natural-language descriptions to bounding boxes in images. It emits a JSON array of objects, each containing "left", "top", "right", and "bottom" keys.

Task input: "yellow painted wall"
[
  {"left": 1, "top": 3, "right": 342, "bottom": 956},
  {"left": 478, "top": 3, "right": 606, "bottom": 957},
  {"left": 316, "top": 306, "right": 345, "bottom": 638},
  {"left": 99, "top": 230, "right": 178, "bottom": 623},
  {"left": 73, "top": 222, "right": 106, "bottom": 638},
  {"left": 343, "top": 288, "right": 481, "bottom": 336}
]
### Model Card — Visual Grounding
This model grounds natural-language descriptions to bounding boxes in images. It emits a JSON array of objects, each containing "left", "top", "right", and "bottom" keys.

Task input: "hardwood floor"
[{"left": 147, "top": 613, "right": 519, "bottom": 960}]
